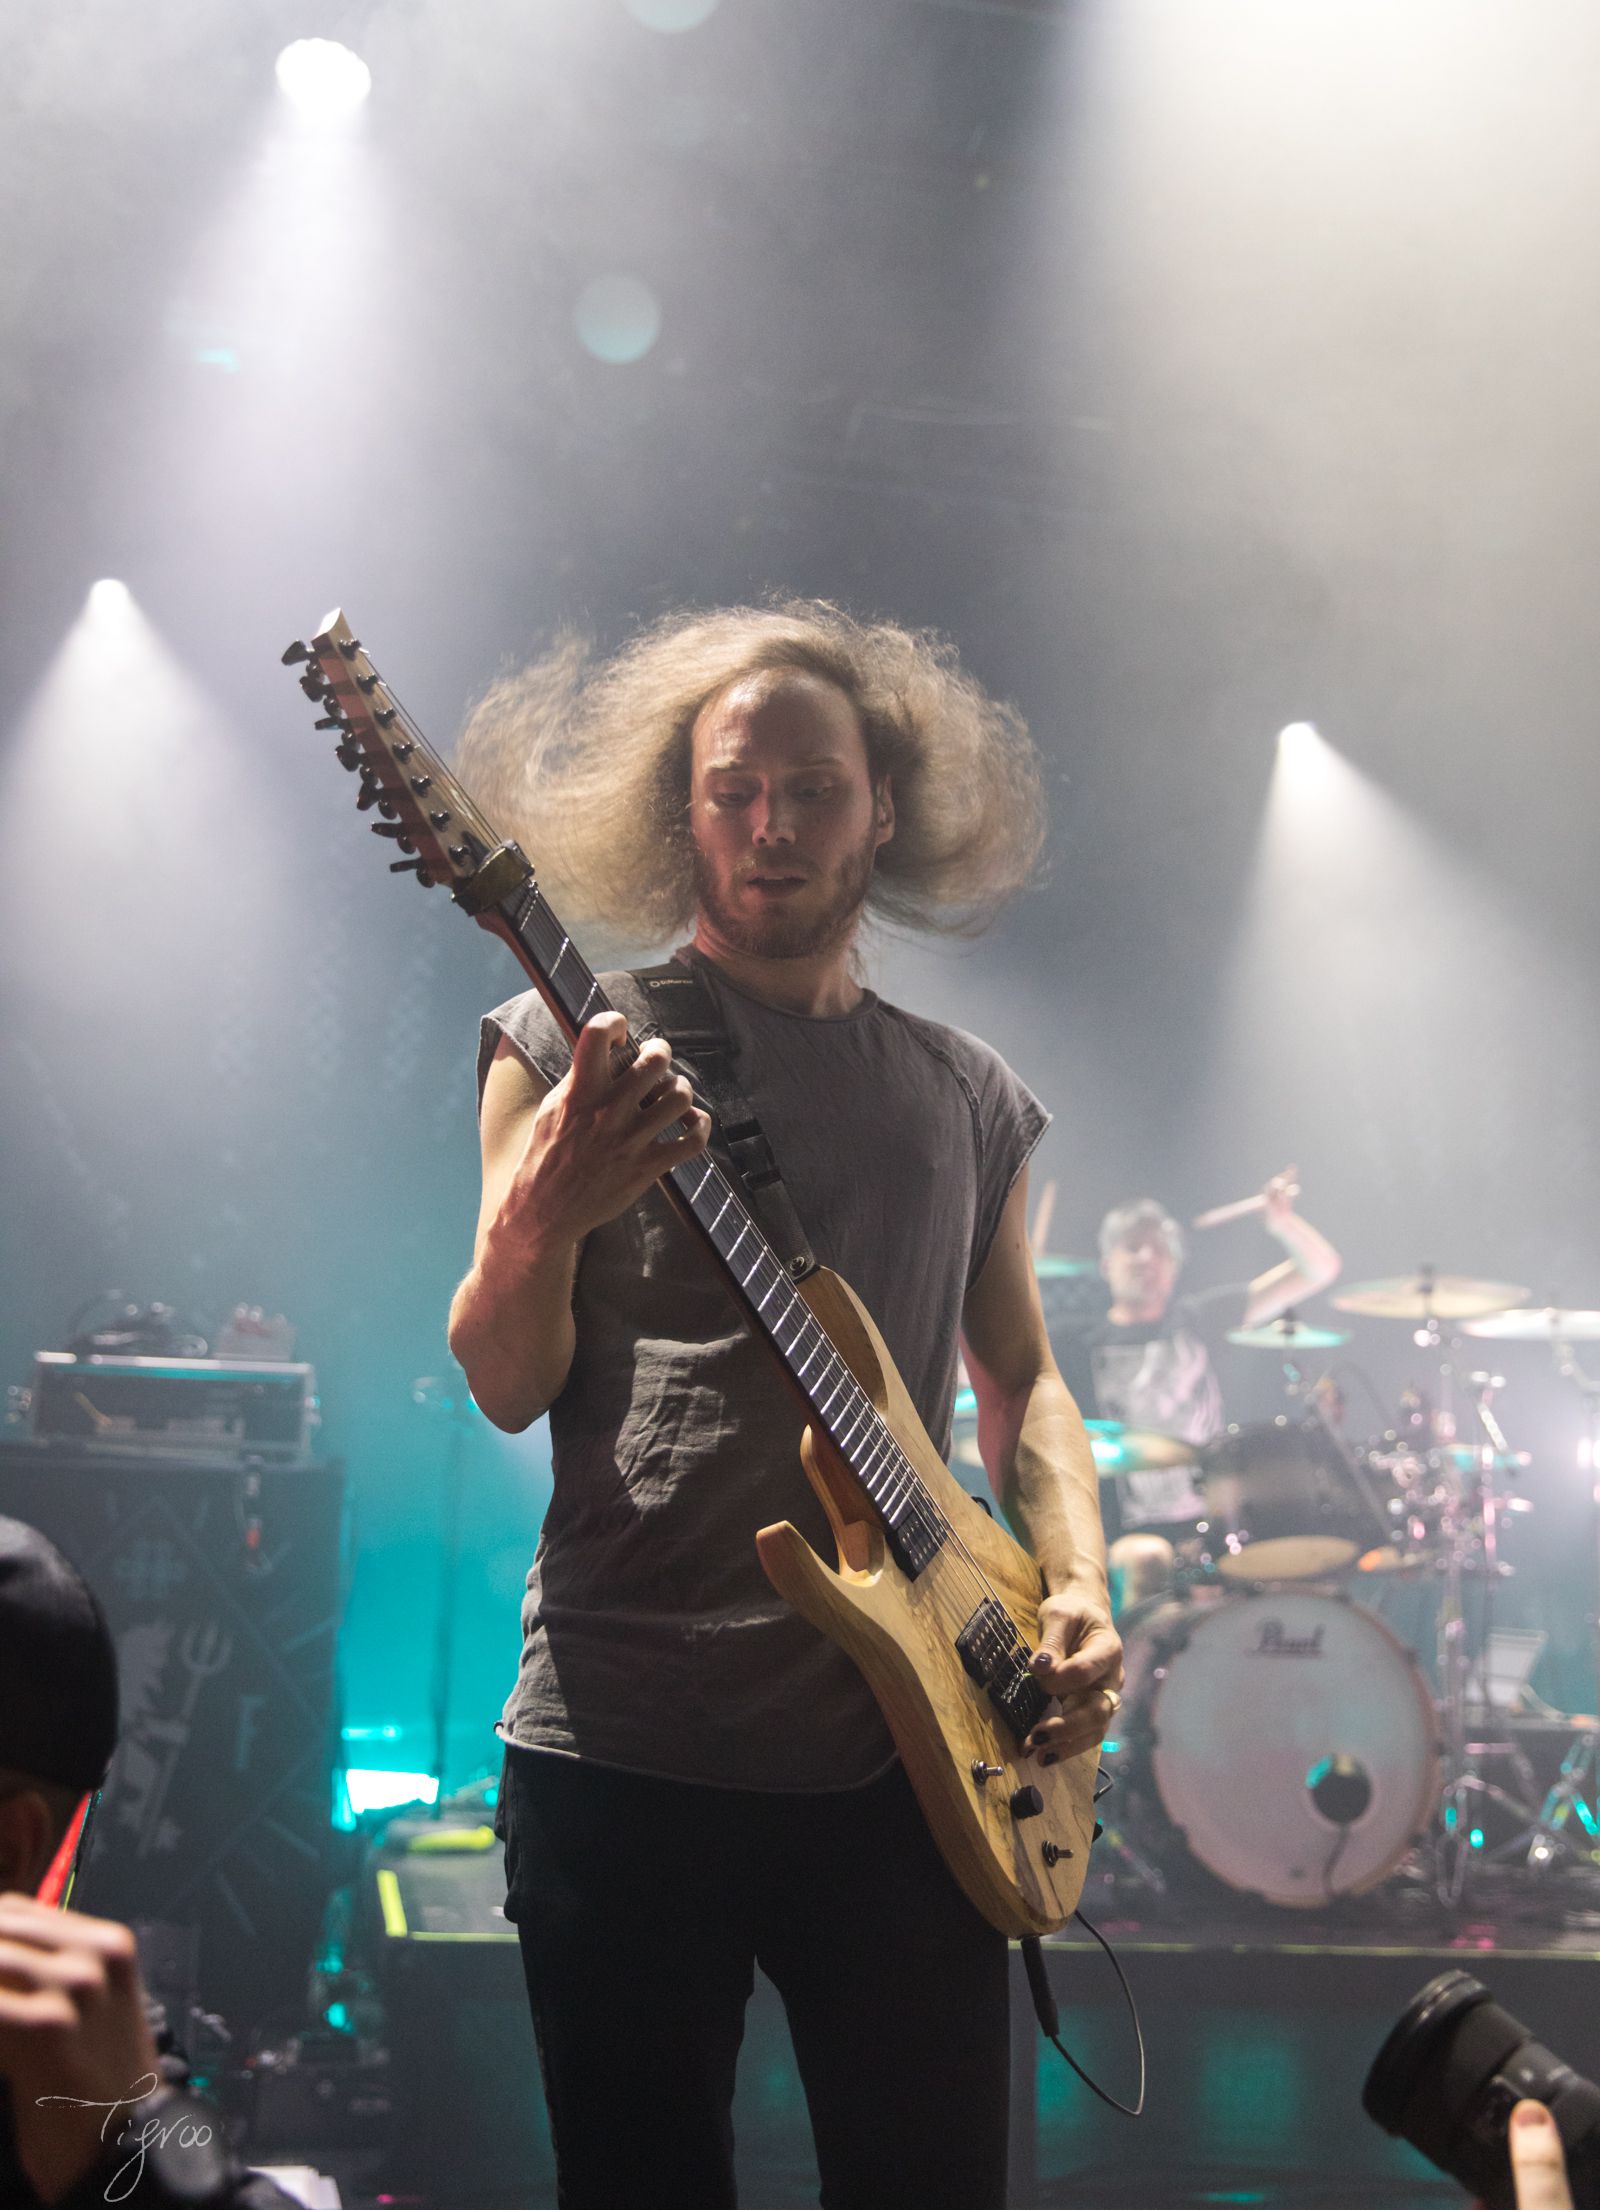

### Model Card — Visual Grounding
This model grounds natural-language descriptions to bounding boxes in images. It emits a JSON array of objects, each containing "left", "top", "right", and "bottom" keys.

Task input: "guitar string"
[{"left": 365, "top": 662, "right": 1051, "bottom": 1701}]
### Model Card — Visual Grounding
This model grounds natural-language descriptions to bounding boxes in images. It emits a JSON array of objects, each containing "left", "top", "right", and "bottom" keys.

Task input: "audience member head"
[{"left": 0, "top": 1516, "right": 118, "bottom": 1896}]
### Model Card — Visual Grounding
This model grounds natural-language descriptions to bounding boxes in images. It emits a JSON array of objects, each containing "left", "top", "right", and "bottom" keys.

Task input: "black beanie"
[{"left": 0, "top": 1516, "right": 119, "bottom": 1792}]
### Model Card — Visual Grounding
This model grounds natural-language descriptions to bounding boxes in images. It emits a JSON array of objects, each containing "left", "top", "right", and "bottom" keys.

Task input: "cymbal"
[
  {"left": 1227, "top": 1320, "right": 1349, "bottom": 1351},
  {"left": 1033, "top": 1254, "right": 1097, "bottom": 1279},
  {"left": 1084, "top": 1420, "right": 1198, "bottom": 1476},
  {"left": 1462, "top": 1307, "right": 1600, "bottom": 1343},
  {"left": 1358, "top": 1544, "right": 1436, "bottom": 1578},
  {"left": 949, "top": 1414, "right": 1196, "bottom": 1478},
  {"left": 1332, "top": 1273, "right": 1529, "bottom": 1321}
]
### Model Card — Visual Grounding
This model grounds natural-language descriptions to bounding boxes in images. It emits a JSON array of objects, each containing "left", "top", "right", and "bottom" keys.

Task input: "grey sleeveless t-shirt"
[{"left": 478, "top": 950, "right": 1048, "bottom": 1793}]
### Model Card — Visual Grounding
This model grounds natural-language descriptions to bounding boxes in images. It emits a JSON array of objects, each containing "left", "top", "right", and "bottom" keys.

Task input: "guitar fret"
[
  {"left": 861, "top": 1451, "right": 903, "bottom": 1508},
  {"left": 857, "top": 1433, "right": 892, "bottom": 1484},
  {"left": 837, "top": 1400, "right": 871, "bottom": 1450}
]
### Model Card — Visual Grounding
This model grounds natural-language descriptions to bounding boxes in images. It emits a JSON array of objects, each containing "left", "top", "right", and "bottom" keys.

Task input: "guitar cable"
[{"left": 1019, "top": 1766, "right": 1147, "bottom": 2117}]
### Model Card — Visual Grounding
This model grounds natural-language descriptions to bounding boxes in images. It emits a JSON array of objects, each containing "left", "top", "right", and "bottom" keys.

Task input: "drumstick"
[{"left": 1192, "top": 1168, "right": 1299, "bottom": 1231}]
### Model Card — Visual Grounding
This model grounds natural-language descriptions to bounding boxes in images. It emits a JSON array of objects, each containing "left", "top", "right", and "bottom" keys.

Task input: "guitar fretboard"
[{"left": 504, "top": 876, "right": 947, "bottom": 1578}]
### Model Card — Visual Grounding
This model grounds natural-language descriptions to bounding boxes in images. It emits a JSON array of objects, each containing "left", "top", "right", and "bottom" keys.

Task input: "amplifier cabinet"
[
  {"left": 28, "top": 1353, "right": 318, "bottom": 1464},
  {"left": 0, "top": 1442, "right": 345, "bottom": 2036}
]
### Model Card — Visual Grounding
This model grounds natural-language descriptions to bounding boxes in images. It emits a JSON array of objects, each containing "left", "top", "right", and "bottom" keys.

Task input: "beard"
[{"left": 694, "top": 830, "right": 879, "bottom": 960}]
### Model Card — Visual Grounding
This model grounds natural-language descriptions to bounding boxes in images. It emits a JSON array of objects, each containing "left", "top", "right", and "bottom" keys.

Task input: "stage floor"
[
  {"left": 251, "top": 1867, "right": 1600, "bottom": 2208},
  {"left": 1015, "top": 1877, "right": 1600, "bottom": 2209}
]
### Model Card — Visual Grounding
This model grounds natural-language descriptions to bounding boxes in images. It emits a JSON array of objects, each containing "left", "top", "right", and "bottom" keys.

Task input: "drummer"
[{"left": 1057, "top": 1181, "right": 1343, "bottom": 1613}]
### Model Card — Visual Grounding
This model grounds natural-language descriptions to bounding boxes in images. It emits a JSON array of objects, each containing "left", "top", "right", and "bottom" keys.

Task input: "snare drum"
[
  {"left": 1201, "top": 1418, "right": 1374, "bottom": 1582},
  {"left": 1117, "top": 1586, "right": 1437, "bottom": 1906}
]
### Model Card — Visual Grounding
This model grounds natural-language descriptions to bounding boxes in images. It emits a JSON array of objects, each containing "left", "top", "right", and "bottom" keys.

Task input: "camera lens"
[{"left": 1363, "top": 1970, "right": 1600, "bottom": 2210}]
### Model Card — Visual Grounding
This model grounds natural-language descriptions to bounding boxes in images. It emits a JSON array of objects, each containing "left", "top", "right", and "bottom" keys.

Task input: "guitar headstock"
[{"left": 283, "top": 610, "right": 531, "bottom": 913}]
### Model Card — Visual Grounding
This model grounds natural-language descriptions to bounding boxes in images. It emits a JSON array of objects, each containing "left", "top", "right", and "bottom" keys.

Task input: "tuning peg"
[
  {"left": 428, "top": 810, "right": 451, "bottom": 829},
  {"left": 335, "top": 739, "right": 362, "bottom": 770},
  {"left": 356, "top": 775, "right": 380, "bottom": 812},
  {"left": 377, "top": 796, "right": 399, "bottom": 820},
  {"left": 282, "top": 640, "right": 312, "bottom": 666},
  {"left": 299, "top": 671, "right": 327, "bottom": 701},
  {"left": 356, "top": 673, "right": 379, "bottom": 693},
  {"left": 371, "top": 823, "right": 415, "bottom": 851},
  {"left": 391, "top": 741, "right": 415, "bottom": 761},
  {"left": 409, "top": 775, "right": 433, "bottom": 795},
  {"left": 314, "top": 715, "right": 347, "bottom": 732},
  {"left": 374, "top": 707, "right": 397, "bottom": 727},
  {"left": 389, "top": 858, "right": 433, "bottom": 884}
]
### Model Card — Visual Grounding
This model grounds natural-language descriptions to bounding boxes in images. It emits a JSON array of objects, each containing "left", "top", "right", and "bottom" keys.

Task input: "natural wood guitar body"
[{"left": 756, "top": 1267, "right": 1098, "bottom": 1938}]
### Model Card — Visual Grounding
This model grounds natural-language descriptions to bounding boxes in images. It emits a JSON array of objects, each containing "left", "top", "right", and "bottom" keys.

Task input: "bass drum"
[{"left": 1126, "top": 1587, "right": 1437, "bottom": 1907}]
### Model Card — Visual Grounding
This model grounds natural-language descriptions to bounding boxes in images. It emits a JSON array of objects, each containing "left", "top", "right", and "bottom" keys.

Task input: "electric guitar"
[{"left": 285, "top": 610, "right": 1098, "bottom": 1935}]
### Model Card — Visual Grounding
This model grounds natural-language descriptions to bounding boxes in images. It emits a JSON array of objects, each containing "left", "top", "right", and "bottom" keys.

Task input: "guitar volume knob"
[{"left": 1009, "top": 1785, "right": 1044, "bottom": 1821}]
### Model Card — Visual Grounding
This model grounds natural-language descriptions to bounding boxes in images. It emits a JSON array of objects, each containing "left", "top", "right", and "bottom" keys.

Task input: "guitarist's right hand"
[{"left": 502, "top": 1013, "right": 711, "bottom": 1253}]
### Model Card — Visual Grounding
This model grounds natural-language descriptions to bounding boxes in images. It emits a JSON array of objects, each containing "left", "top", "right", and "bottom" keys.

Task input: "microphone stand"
[{"left": 413, "top": 1372, "right": 473, "bottom": 1818}]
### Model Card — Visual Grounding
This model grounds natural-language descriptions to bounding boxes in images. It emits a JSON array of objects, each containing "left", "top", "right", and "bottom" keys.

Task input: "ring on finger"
[{"left": 1099, "top": 1686, "right": 1122, "bottom": 1716}]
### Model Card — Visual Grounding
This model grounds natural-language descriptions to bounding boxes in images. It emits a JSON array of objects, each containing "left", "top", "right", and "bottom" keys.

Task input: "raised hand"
[
  {"left": 501, "top": 1011, "right": 711, "bottom": 1255},
  {"left": 0, "top": 1894, "right": 161, "bottom": 2206}
]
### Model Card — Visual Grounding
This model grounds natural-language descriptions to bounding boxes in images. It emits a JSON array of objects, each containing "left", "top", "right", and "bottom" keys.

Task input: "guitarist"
[{"left": 448, "top": 602, "right": 1122, "bottom": 2210}]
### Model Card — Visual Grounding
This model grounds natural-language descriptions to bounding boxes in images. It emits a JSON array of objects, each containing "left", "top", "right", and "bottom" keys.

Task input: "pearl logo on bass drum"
[{"left": 1253, "top": 1619, "right": 1326, "bottom": 1656}]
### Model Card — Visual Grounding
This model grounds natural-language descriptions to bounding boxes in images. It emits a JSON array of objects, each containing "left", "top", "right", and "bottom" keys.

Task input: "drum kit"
[{"left": 953, "top": 1266, "right": 1600, "bottom": 1916}]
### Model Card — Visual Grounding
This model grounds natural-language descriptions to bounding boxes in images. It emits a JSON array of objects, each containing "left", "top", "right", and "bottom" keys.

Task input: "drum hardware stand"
[
  {"left": 1430, "top": 1369, "right": 1578, "bottom": 1901},
  {"left": 1527, "top": 1339, "right": 1600, "bottom": 1868},
  {"left": 1276, "top": 1346, "right": 1394, "bottom": 1548},
  {"left": 1526, "top": 1731, "right": 1600, "bottom": 1870},
  {"left": 1091, "top": 1815, "right": 1170, "bottom": 1902}
]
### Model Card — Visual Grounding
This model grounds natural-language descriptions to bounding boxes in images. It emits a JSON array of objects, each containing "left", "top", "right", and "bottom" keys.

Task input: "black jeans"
[{"left": 499, "top": 1747, "right": 1010, "bottom": 2210}]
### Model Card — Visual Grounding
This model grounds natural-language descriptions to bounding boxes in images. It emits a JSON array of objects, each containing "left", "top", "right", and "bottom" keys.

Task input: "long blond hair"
[{"left": 455, "top": 598, "right": 1046, "bottom": 945}]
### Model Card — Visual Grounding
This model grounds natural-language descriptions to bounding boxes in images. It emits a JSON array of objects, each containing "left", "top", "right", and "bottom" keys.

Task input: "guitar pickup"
[{"left": 955, "top": 1599, "right": 1049, "bottom": 1742}]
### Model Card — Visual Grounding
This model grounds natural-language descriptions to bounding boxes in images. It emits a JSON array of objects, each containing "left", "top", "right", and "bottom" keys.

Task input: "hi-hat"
[
  {"left": 1462, "top": 1307, "right": 1600, "bottom": 1343},
  {"left": 1227, "top": 1320, "right": 1349, "bottom": 1351},
  {"left": 1332, "top": 1273, "right": 1528, "bottom": 1321}
]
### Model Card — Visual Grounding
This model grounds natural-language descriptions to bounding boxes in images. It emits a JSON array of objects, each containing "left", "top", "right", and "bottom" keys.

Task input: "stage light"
[
  {"left": 1267, "top": 718, "right": 1350, "bottom": 812},
  {"left": 86, "top": 578, "right": 131, "bottom": 616},
  {"left": 624, "top": 0, "right": 721, "bottom": 27},
  {"left": 343, "top": 1767, "right": 440, "bottom": 1816},
  {"left": 574, "top": 273, "right": 662, "bottom": 364},
  {"left": 274, "top": 39, "right": 372, "bottom": 122}
]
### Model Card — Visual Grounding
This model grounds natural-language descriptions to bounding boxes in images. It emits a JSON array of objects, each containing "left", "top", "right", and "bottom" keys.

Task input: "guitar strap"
[{"left": 631, "top": 961, "right": 818, "bottom": 1283}]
